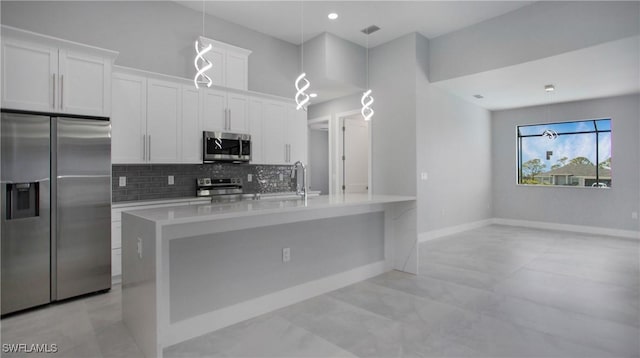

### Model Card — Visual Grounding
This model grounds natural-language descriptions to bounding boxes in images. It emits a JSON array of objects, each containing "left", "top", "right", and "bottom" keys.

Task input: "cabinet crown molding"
[
  {"left": 1, "top": 25, "right": 119, "bottom": 60},
  {"left": 197, "top": 36, "right": 252, "bottom": 57}
]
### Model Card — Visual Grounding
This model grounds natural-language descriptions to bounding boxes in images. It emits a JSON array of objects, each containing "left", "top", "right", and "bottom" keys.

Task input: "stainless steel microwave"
[{"left": 203, "top": 131, "right": 251, "bottom": 163}]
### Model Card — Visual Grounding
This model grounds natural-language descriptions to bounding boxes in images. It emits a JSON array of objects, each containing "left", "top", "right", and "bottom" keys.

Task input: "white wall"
[
  {"left": 415, "top": 35, "right": 493, "bottom": 235},
  {"left": 429, "top": 1, "right": 640, "bottom": 82},
  {"left": 0, "top": 1, "right": 299, "bottom": 97},
  {"left": 308, "top": 130, "right": 329, "bottom": 194},
  {"left": 492, "top": 94, "right": 640, "bottom": 232}
]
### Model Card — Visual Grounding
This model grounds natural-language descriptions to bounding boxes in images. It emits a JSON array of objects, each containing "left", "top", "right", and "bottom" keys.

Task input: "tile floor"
[{"left": 1, "top": 225, "right": 639, "bottom": 357}]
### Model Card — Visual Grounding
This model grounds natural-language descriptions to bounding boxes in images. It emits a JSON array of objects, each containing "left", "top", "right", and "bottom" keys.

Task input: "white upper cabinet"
[
  {"left": 111, "top": 72, "right": 146, "bottom": 163},
  {"left": 181, "top": 86, "right": 202, "bottom": 164},
  {"left": 202, "top": 89, "right": 248, "bottom": 133},
  {"left": 226, "top": 93, "right": 248, "bottom": 132},
  {"left": 58, "top": 49, "right": 112, "bottom": 117},
  {"left": 199, "top": 36, "right": 251, "bottom": 91},
  {"left": 146, "top": 79, "right": 181, "bottom": 163},
  {"left": 287, "top": 105, "right": 308, "bottom": 164},
  {"left": 262, "top": 100, "right": 288, "bottom": 165},
  {"left": 248, "top": 97, "right": 264, "bottom": 164},
  {"left": 202, "top": 88, "right": 226, "bottom": 131},
  {"left": 1, "top": 39, "right": 57, "bottom": 113},
  {"left": 1, "top": 26, "right": 117, "bottom": 117}
]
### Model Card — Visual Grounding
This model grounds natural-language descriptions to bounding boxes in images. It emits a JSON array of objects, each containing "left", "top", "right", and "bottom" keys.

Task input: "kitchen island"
[{"left": 121, "top": 194, "right": 417, "bottom": 357}]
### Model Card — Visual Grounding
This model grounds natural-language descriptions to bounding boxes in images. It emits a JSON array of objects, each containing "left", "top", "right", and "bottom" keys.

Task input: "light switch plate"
[
  {"left": 168, "top": 175, "right": 174, "bottom": 185},
  {"left": 119, "top": 176, "right": 126, "bottom": 187},
  {"left": 420, "top": 172, "right": 428, "bottom": 181}
]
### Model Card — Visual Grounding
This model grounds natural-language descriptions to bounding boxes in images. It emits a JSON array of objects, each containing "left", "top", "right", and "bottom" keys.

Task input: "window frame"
[{"left": 516, "top": 118, "right": 612, "bottom": 188}]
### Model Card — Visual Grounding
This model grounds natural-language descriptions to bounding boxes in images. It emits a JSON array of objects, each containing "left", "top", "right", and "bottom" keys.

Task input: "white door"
[
  {"left": 262, "top": 100, "right": 287, "bottom": 164},
  {"left": 225, "top": 51, "right": 248, "bottom": 90},
  {"left": 248, "top": 97, "right": 264, "bottom": 164},
  {"left": 343, "top": 118, "right": 369, "bottom": 193},
  {"left": 1, "top": 39, "right": 58, "bottom": 112},
  {"left": 202, "top": 88, "right": 226, "bottom": 131},
  {"left": 287, "top": 105, "right": 308, "bottom": 164},
  {"left": 227, "top": 93, "right": 248, "bottom": 132},
  {"left": 181, "top": 86, "right": 202, "bottom": 163},
  {"left": 147, "top": 79, "right": 180, "bottom": 163},
  {"left": 58, "top": 49, "right": 111, "bottom": 116},
  {"left": 111, "top": 72, "right": 147, "bottom": 163}
]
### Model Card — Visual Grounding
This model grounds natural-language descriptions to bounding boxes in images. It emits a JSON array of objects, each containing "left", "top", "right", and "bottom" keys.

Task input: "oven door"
[{"left": 203, "top": 132, "right": 241, "bottom": 162}]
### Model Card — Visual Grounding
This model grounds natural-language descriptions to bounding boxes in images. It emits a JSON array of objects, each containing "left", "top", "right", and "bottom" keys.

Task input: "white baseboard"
[
  {"left": 164, "top": 260, "right": 388, "bottom": 348},
  {"left": 493, "top": 218, "right": 640, "bottom": 240},
  {"left": 418, "top": 219, "right": 493, "bottom": 242},
  {"left": 418, "top": 218, "right": 640, "bottom": 242}
]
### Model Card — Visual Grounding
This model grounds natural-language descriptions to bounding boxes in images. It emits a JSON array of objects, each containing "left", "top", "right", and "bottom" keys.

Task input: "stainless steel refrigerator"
[{"left": 1, "top": 111, "right": 111, "bottom": 315}]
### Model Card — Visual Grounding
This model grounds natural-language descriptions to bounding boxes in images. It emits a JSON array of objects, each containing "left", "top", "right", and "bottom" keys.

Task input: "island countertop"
[{"left": 123, "top": 193, "right": 416, "bottom": 225}]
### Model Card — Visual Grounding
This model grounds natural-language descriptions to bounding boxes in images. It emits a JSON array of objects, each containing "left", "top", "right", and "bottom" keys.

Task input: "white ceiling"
[
  {"left": 177, "top": 1, "right": 533, "bottom": 47},
  {"left": 432, "top": 36, "right": 640, "bottom": 111}
]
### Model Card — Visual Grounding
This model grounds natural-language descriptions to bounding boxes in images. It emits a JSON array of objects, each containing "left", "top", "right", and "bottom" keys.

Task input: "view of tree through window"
[{"left": 517, "top": 119, "right": 612, "bottom": 187}]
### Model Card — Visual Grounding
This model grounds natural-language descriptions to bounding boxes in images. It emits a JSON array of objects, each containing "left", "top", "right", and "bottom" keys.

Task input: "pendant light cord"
[
  {"left": 365, "top": 31, "right": 369, "bottom": 89},
  {"left": 202, "top": 0, "right": 205, "bottom": 36},
  {"left": 300, "top": 0, "right": 304, "bottom": 72}
]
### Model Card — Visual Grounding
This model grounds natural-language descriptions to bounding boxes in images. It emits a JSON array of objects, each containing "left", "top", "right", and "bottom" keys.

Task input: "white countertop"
[
  {"left": 123, "top": 194, "right": 415, "bottom": 226},
  {"left": 112, "top": 196, "right": 211, "bottom": 208}
]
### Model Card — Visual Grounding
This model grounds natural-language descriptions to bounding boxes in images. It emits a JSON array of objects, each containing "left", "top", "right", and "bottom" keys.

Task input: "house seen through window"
[{"left": 517, "top": 119, "right": 611, "bottom": 187}]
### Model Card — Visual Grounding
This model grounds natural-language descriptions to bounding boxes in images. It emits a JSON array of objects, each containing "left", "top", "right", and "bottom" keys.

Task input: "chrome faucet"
[{"left": 291, "top": 161, "right": 308, "bottom": 203}]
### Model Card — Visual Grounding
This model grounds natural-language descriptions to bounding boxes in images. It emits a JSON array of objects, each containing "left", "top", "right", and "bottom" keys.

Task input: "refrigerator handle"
[
  {"left": 52, "top": 74, "right": 56, "bottom": 109},
  {"left": 60, "top": 75, "right": 64, "bottom": 109},
  {"left": 51, "top": 119, "right": 58, "bottom": 300}
]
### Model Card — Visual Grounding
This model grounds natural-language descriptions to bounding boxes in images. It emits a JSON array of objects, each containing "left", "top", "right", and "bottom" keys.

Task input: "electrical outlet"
[
  {"left": 282, "top": 247, "right": 291, "bottom": 263},
  {"left": 247, "top": 174, "right": 253, "bottom": 182},
  {"left": 136, "top": 238, "right": 143, "bottom": 259},
  {"left": 420, "top": 172, "right": 428, "bottom": 181},
  {"left": 119, "top": 176, "right": 126, "bottom": 187},
  {"left": 279, "top": 173, "right": 284, "bottom": 181},
  {"left": 168, "top": 175, "right": 174, "bottom": 185},
  {"left": 632, "top": 212, "right": 638, "bottom": 220}
]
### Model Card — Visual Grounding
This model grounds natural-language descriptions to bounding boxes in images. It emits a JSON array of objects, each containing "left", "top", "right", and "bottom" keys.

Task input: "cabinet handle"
[
  {"left": 142, "top": 134, "right": 146, "bottom": 161},
  {"left": 284, "top": 144, "right": 287, "bottom": 163},
  {"left": 148, "top": 135, "right": 151, "bottom": 161},
  {"left": 52, "top": 74, "right": 56, "bottom": 108},
  {"left": 60, "top": 75, "right": 64, "bottom": 109},
  {"left": 228, "top": 109, "right": 232, "bottom": 130},
  {"left": 288, "top": 144, "right": 291, "bottom": 163}
]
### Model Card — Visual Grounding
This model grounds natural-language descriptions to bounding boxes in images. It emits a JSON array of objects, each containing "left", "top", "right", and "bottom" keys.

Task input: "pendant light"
[
  {"left": 361, "top": 26, "right": 375, "bottom": 121},
  {"left": 542, "top": 84, "right": 557, "bottom": 139},
  {"left": 294, "top": 0, "right": 310, "bottom": 111},
  {"left": 194, "top": 0, "right": 212, "bottom": 89}
]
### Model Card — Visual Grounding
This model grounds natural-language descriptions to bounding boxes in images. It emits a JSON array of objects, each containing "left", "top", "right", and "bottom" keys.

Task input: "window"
[{"left": 517, "top": 119, "right": 611, "bottom": 187}]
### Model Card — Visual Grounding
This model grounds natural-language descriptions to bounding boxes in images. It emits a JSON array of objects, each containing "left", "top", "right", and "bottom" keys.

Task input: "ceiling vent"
[{"left": 361, "top": 25, "right": 381, "bottom": 35}]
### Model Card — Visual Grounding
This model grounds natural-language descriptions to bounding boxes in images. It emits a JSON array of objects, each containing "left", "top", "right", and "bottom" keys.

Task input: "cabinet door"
[
  {"left": 202, "top": 88, "right": 226, "bottom": 131},
  {"left": 111, "top": 72, "right": 146, "bottom": 163},
  {"left": 287, "top": 105, "right": 308, "bottom": 164},
  {"left": 248, "top": 97, "right": 264, "bottom": 164},
  {"left": 262, "top": 100, "right": 287, "bottom": 165},
  {"left": 227, "top": 93, "right": 248, "bottom": 132},
  {"left": 225, "top": 51, "right": 248, "bottom": 91},
  {"left": 58, "top": 49, "right": 111, "bottom": 116},
  {"left": 1, "top": 39, "right": 58, "bottom": 112},
  {"left": 181, "top": 86, "right": 202, "bottom": 163},
  {"left": 147, "top": 79, "right": 180, "bottom": 163},
  {"left": 207, "top": 47, "right": 225, "bottom": 88}
]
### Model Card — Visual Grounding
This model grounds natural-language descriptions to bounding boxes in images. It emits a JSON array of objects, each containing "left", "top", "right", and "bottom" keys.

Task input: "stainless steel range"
[{"left": 196, "top": 178, "right": 244, "bottom": 201}]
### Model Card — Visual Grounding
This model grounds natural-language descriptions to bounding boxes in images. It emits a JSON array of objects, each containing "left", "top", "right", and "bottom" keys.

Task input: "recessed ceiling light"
[
  {"left": 473, "top": 94, "right": 484, "bottom": 99},
  {"left": 309, "top": 93, "right": 318, "bottom": 98},
  {"left": 544, "top": 84, "right": 555, "bottom": 92},
  {"left": 328, "top": 13, "right": 338, "bottom": 20}
]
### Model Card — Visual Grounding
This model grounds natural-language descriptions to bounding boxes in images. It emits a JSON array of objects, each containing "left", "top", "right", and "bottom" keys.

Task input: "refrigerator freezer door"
[
  {"left": 1, "top": 113, "right": 51, "bottom": 315},
  {"left": 55, "top": 117, "right": 111, "bottom": 300}
]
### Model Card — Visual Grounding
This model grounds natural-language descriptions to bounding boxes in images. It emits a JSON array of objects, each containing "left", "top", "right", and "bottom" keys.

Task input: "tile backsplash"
[{"left": 112, "top": 164, "right": 295, "bottom": 202}]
